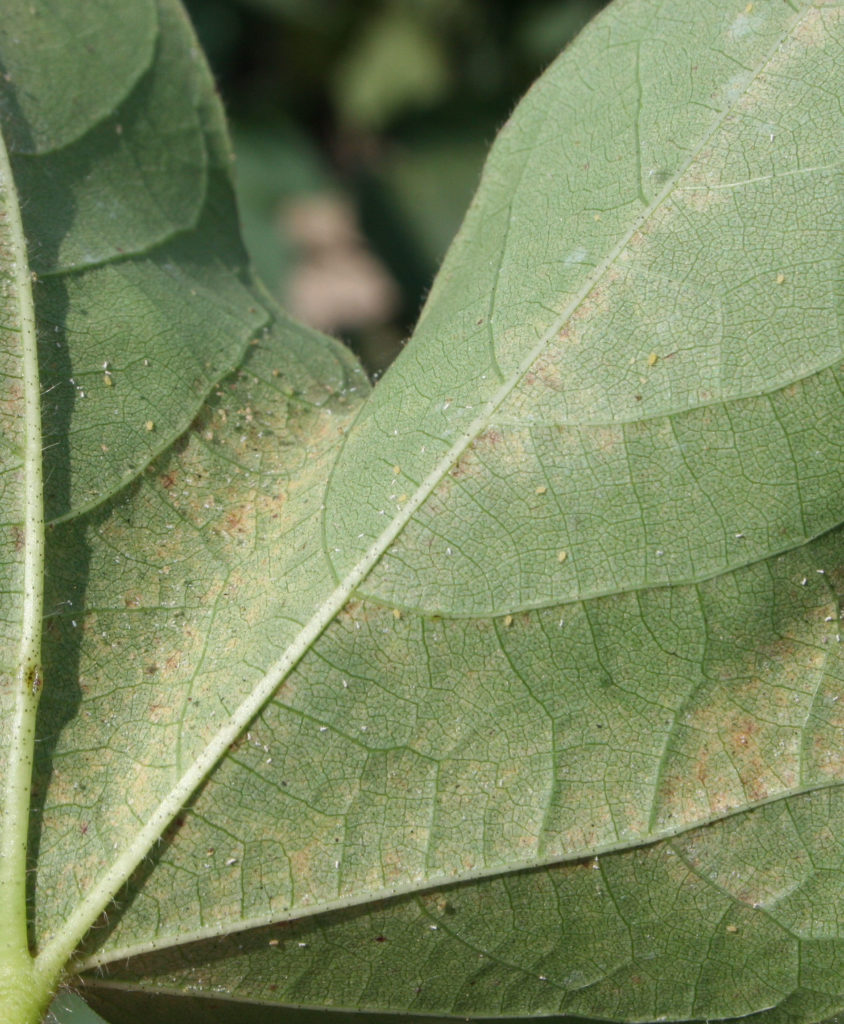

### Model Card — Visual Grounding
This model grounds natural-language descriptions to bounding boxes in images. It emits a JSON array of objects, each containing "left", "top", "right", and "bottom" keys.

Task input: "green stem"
[
  {"left": 0, "top": 951, "right": 52, "bottom": 1024},
  {"left": 0, "top": 126, "right": 51, "bottom": 1021}
]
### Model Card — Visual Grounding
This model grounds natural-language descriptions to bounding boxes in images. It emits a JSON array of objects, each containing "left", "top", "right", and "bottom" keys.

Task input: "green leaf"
[
  {"left": 5, "top": 0, "right": 268, "bottom": 521},
  {"left": 0, "top": 0, "right": 158, "bottom": 155},
  {"left": 0, "top": 0, "right": 842, "bottom": 1022},
  {"left": 82, "top": 789, "right": 844, "bottom": 1023}
]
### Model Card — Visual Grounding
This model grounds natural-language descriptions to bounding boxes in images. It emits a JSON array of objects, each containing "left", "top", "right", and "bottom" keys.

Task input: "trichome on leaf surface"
[{"left": 0, "top": 1, "right": 842, "bottom": 1023}]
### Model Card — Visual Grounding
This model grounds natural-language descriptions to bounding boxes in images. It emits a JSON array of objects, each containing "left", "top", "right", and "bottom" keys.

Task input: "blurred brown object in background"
[{"left": 283, "top": 194, "right": 399, "bottom": 334}]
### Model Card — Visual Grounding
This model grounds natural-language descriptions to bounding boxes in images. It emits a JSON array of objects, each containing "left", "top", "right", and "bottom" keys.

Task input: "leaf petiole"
[{"left": 0, "top": 117, "right": 51, "bottom": 1022}]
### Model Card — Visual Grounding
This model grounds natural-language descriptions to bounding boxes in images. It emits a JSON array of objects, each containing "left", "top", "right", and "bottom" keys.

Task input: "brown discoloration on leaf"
[
  {"left": 808, "top": 691, "right": 844, "bottom": 778},
  {"left": 476, "top": 428, "right": 503, "bottom": 450},
  {"left": 31, "top": 333, "right": 368, "bottom": 934},
  {"left": 449, "top": 453, "right": 474, "bottom": 480},
  {"left": 339, "top": 599, "right": 364, "bottom": 623},
  {"left": 146, "top": 702, "right": 172, "bottom": 725},
  {"left": 161, "top": 815, "right": 188, "bottom": 844},
  {"left": 567, "top": 263, "right": 624, "bottom": 327},
  {"left": 659, "top": 697, "right": 800, "bottom": 821},
  {"left": 674, "top": 160, "right": 731, "bottom": 212},
  {"left": 0, "top": 380, "right": 23, "bottom": 423},
  {"left": 287, "top": 831, "right": 346, "bottom": 901},
  {"left": 381, "top": 848, "right": 411, "bottom": 884},
  {"left": 654, "top": 612, "right": 835, "bottom": 823},
  {"left": 526, "top": 356, "right": 564, "bottom": 393},
  {"left": 222, "top": 503, "right": 255, "bottom": 538},
  {"left": 589, "top": 425, "right": 623, "bottom": 454}
]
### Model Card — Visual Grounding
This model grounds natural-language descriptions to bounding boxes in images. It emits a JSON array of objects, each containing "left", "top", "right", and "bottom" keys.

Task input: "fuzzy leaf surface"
[
  {"left": 0, "top": 1, "right": 841, "bottom": 1023},
  {"left": 82, "top": 0, "right": 844, "bottom": 1020}
]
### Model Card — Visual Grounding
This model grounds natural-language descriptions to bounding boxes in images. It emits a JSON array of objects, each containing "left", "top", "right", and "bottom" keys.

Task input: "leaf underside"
[{"left": 1, "top": 0, "right": 843, "bottom": 1022}]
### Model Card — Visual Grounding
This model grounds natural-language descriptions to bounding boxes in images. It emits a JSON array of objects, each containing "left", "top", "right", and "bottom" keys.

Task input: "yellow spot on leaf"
[
  {"left": 647, "top": 352, "right": 658, "bottom": 366},
  {"left": 776, "top": 272, "right": 786, "bottom": 284},
  {"left": 145, "top": 420, "right": 155, "bottom": 432},
  {"left": 393, "top": 465, "right": 401, "bottom": 475},
  {"left": 557, "top": 550, "right": 568, "bottom": 563},
  {"left": 504, "top": 614, "right": 514, "bottom": 628},
  {"left": 535, "top": 485, "right": 547, "bottom": 495},
  {"left": 392, "top": 608, "right": 402, "bottom": 620}
]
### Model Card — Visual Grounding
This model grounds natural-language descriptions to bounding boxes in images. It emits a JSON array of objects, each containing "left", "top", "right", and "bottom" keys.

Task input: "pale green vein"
[
  {"left": 674, "top": 161, "right": 843, "bottom": 192},
  {"left": 0, "top": 118, "right": 48, "bottom": 1016},
  {"left": 77, "top": 779, "right": 844, "bottom": 972}
]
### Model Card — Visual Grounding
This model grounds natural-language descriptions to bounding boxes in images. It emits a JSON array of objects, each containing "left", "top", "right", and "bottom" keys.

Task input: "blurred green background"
[
  {"left": 48, "top": 2, "right": 605, "bottom": 1021},
  {"left": 187, "top": 0, "right": 609, "bottom": 376}
]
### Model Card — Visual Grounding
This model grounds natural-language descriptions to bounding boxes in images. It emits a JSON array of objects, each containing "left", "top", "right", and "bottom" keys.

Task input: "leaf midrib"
[{"left": 0, "top": 104, "right": 46, "bottom": 960}]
